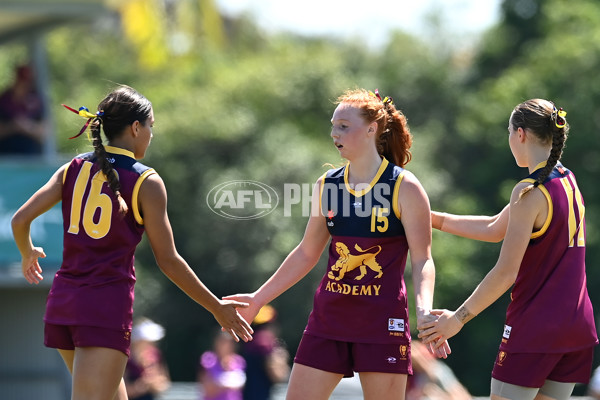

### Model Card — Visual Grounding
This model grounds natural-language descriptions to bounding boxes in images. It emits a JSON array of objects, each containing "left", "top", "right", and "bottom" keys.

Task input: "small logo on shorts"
[
  {"left": 386, "top": 356, "right": 397, "bottom": 364},
  {"left": 388, "top": 318, "right": 405, "bottom": 332},
  {"left": 124, "top": 331, "right": 131, "bottom": 341},
  {"left": 399, "top": 345, "right": 408, "bottom": 360},
  {"left": 503, "top": 324, "right": 512, "bottom": 339},
  {"left": 497, "top": 351, "right": 507, "bottom": 366}
]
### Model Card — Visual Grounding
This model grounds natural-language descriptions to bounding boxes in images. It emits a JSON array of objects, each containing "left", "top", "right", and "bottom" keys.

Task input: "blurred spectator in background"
[
  {"left": 124, "top": 318, "right": 171, "bottom": 400},
  {"left": 406, "top": 340, "right": 472, "bottom": 400},
  {"left": 0, "top": 64, "right": 47, "bottom": 155},
  {"left": 241, "top": 305, "right": 290, "bottom": 400},
  {"left": 198, "top": 330, "right": 247, "bottom": 400}
]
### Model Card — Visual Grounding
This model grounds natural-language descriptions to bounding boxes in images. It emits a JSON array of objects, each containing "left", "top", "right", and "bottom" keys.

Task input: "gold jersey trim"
[
  {"left": 392, "top": 170, "right": 406, "bottom": 220},
  {"left": 343, "top": 158, "right": 389, "bottom": 197},
  {"left": 318, "top": 171, "right": 328, "bottom": 217},
  {"left": 520, "top": 178, "right": 553, "bottom": 238},
  {"left": 132, "top": 169, "right": 157, "bottom": 225},
  {"left": 105, "top": 145, "right": 135, "bottom": 159}
]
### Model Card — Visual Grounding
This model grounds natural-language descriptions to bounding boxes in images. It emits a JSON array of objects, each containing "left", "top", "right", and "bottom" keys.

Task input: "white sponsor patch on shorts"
[{"left": 388, "top": 318, "right": 405, "bottom": 332}]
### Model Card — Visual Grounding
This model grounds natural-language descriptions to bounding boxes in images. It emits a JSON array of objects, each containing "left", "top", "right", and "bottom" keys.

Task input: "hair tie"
[
  {"left": 551, "top": 106, "right": 567, "bottom": 129},
  {"left": 368, "top": 89, "right": 394, "bottom": 106},
  {"left": 62, "top": 104, "right": 104, "bottom": 139}
]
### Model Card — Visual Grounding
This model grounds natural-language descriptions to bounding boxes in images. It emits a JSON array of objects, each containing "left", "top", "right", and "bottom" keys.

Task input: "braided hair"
[
  {"left": 510, "top": 99, "right": 569, "bottom": 198},
  {"left": 88, "top": 86, "right": 153, "bottom": 215},
  {"left": 336, "top": 89, "right": 413, "bottom": 167}
]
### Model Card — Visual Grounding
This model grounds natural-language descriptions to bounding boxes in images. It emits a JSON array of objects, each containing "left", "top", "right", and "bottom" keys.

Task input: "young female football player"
[
  {"left": 226, "top": 88, "right": 449, "bottom": 400},
  {"left": 12, "top": 85, "right": 253, "bottom": 400},
  {"left": 419, "top": 99, "right": 598, "bottom": 400}
]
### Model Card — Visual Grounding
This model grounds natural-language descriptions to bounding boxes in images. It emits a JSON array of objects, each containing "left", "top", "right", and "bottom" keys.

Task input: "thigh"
[
  {"left": 359, "top": 372, "right": 407, "bottom": 400},
  {"left": 286, "top": 363, "right": 343, "bottom": 400},
  {"left": 536, "top": 379, "right": 575, "bottom": 400},
  {"left": 72, "top": 346, "right": 128, "bottom": 400},
  {"left": 57, "top": 349, "right": 75, "bottom": 374},
  {"left": 491, "top": 377, "right": 538, "bottom": 400}
]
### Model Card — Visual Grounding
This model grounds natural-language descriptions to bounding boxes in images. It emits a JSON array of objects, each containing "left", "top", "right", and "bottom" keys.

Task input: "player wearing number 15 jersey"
[{"left": 224, "top": 88, "right": 449, "bottom": 400}]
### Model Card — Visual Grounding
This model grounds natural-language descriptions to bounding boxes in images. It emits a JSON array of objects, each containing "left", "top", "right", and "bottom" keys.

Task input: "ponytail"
[
  {"left": 336, "top": 88, "right": 413, "bottom": 167},
  {"left": 62, "top": 85, "right": 152, "bottom": 217},
  {"left": 512, "top": 100, "right": 569, "bottom": 198},
  {"left": 89, "top": 118, "right": 129, "bottom": 215}
]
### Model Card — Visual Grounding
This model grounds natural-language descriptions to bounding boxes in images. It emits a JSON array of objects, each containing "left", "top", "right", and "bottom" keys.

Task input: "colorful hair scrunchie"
[
  {"left": 552, "top": 106, "right": 567, "bottom": 129},
  {"left": 62, "top": 104, "right": 105, "bottom": 139},
  {"left": 368, "top": 89, "right": 393, "bottom": 106}
]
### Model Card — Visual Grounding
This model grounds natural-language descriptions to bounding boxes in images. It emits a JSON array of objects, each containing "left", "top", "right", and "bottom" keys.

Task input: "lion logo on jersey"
[{"left": 327, "top": 242, "right": 383, "bottom": 281}]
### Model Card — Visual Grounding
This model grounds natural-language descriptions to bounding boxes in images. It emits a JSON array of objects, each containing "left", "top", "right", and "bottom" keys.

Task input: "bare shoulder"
[
  {"left": 398, "top": 169, "right": 428, "bottom": 199},
  {"left": 140, "top": 172, "right": 166, "bottom": 194},
  {"left": 509, "top": 182, "right": 546, "bottom": 218}
]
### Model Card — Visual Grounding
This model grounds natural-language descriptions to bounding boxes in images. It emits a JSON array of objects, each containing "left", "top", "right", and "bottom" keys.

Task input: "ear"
[
  {"left": 517, "top": 127, "right": 527, "bottom": 143},
  {"left": 131, "top": 120, "right": 141, "bottom": 138},
  {"left": 367, "top": 122, "right": 378, "bottom": 136}
]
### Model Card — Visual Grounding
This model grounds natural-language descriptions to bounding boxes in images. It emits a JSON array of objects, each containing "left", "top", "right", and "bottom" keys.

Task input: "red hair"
[{"left": 336, "top": 89, "right": 412, "bottom": 167}]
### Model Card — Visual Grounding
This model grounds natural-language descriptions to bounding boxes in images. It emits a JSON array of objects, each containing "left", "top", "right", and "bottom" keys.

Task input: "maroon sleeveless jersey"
[
  {"left": 305, "top": 158, "right": 411, "bottom": 344},
  {"left": 44, "top": 146, "right": 156, "bottom": 330},
  {"left": 500, "top": 163, "right": 598, "bottom": 353}
]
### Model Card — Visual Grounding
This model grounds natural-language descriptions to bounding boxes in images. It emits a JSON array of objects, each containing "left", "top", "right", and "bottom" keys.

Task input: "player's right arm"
[
  {"left": 431, "top": 204, "right": 509, "bottom": 243},
  {"left": 224, "top": 177, "right": 331, "bottom": 324},
  {"left": 138, "top": 173, "right": 253, "bottom": 342},
  {"left": 12, "top": 164, "right": 67, "bottom": 284}
]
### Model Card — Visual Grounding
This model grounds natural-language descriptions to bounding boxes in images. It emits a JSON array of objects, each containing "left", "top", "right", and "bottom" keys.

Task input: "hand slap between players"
[
  {"left": 416, "top": 309, "right": 452, "bottom": 359},
  {"left": 213, "top": 299, "right": 254, "bottom": 343},
  {"left": 417, "top": 309, "right": 464, "bottom": 350}
]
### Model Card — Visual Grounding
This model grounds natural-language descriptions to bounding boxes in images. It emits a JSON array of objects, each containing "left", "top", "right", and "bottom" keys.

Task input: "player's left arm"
[
  {"left": 398, "top": 171, "right": 449, "bottom": 358},
  {"left": 419, "top": 182, "right": 544, "bottom": 346}
]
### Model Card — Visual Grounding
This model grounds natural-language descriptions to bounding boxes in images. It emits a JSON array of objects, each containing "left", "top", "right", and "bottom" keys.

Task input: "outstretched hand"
[
  {"left": 416, "top": 310, "right": 452, "bottom": 359},
  {"left": 222, "top": 293, "right": 263, "bottom": 327},
  {"left": 21, "top": 246, "right": 46, "bottom": 284},
  {"left": 212, "top": 299, "right": 254, "bottom": 343},
  {"left": 417, "top": 309, "right": 464, "bottom": 349}
]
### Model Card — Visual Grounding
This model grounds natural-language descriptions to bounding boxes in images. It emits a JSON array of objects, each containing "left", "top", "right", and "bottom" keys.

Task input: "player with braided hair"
[
  {"left": 11, "top": 85, "right": 253, "bottom": 400},
  {"left": 418, "top": 99, "right": 598, "bottom": 400}
]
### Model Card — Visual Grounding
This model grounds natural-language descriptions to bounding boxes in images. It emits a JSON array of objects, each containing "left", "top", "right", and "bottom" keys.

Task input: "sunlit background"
[{"left": 1, "top": 0, "right": 599, "bottom": 398}]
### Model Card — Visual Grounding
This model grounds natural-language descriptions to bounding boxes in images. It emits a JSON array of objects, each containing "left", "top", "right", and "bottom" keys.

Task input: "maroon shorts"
[
  {"left": 294, "top": 333, "right": 412, "bottom": 377},
  {"left": 492, "top": 347, "right": 594, "bottom": 387},
  {"left": 44, "top": 323, "right": 132, "bottom": 357}
]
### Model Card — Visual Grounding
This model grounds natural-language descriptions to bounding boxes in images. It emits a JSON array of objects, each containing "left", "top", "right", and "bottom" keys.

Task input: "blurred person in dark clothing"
[
  {"left": 0, "top": 64, "right": 47, "bottom": 155},
  {"left": 242, "top": 305, "right": 290, "bottom": 400}
]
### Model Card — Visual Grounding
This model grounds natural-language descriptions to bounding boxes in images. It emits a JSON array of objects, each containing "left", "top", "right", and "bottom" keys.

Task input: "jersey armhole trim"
[
  {"left": 63, "top": 163, "right": 71, "bottom": 184},
  {"left": 521, "top": 178, "right": 553, "bottom": 239},
  {"left": 392, "top": 171, "right": 405, "bottom": 220},
  {"left": 318, "top": 172, "right": 328, "bottom": 217},
  {"left": 132, "top": 169, "right": 157, "bottom": 225}
]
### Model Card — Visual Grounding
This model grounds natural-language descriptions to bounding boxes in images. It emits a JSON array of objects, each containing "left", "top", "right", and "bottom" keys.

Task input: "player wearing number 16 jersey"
[
  {"left": 45, "top": 146, "right": 155, "bottom": 333},
  {"left": 11, "top": 86, "right": 252, "bottom": 400}
]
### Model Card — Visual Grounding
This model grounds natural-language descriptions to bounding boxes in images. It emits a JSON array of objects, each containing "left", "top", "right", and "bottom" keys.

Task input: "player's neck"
[{"left": 347, "top": 152, "right": 383, "bottom": 185}]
